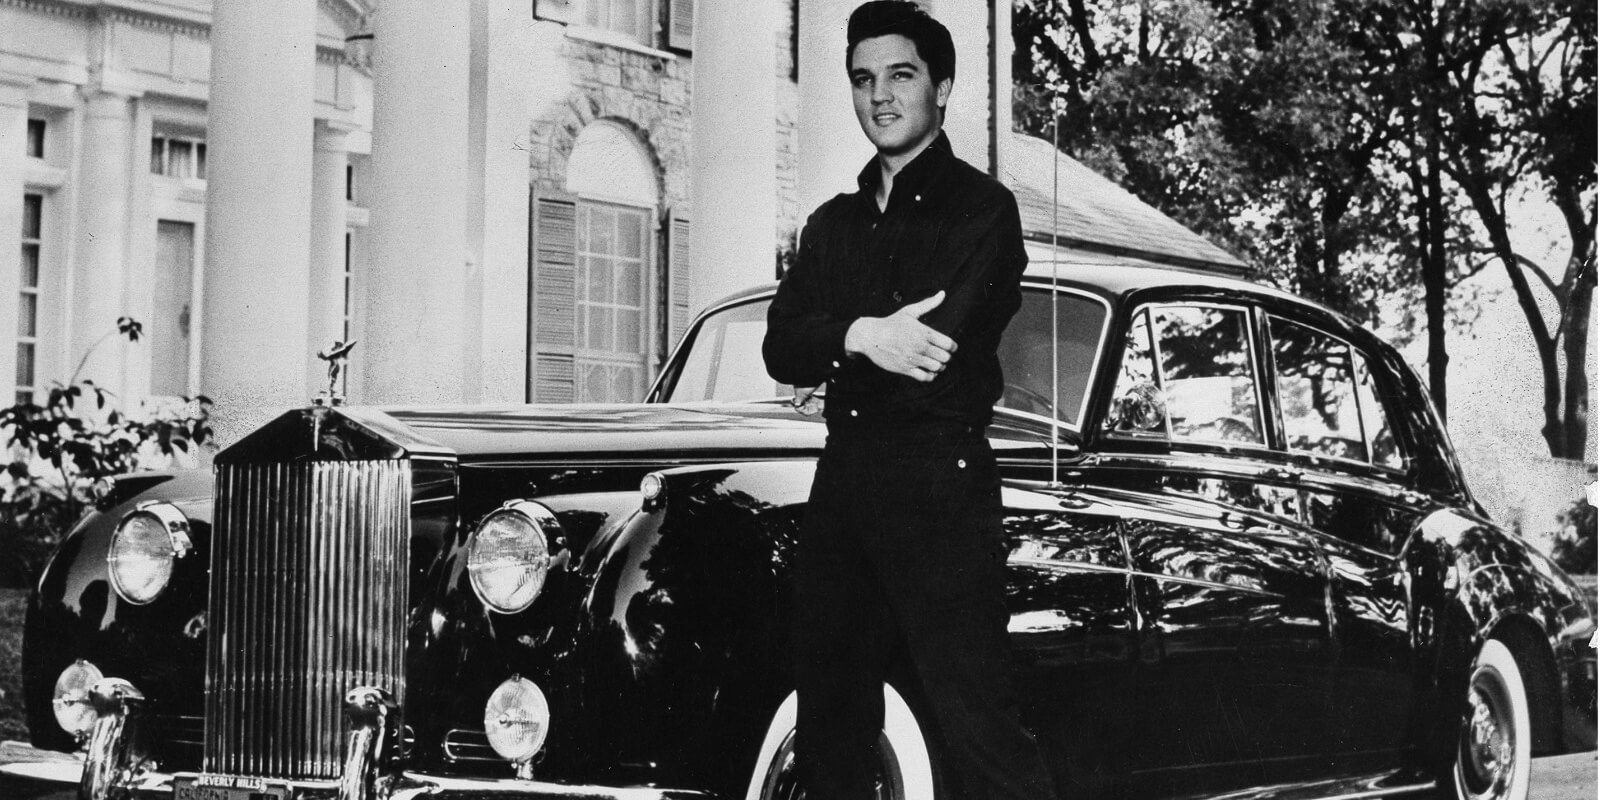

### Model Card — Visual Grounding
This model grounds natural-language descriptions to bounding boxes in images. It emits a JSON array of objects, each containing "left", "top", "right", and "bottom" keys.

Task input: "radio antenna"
[{"left": 1049, "top": 90, "right": 1062, "bottom": 489}]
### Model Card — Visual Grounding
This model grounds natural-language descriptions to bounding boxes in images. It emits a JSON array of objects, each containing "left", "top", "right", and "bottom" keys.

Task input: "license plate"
[{"left": 175, "top": 775, "right": 291, "bottom": 800}]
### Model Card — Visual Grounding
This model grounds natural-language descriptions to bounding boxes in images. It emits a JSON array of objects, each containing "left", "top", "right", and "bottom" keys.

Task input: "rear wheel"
[
  {"left": 744, "top": 685, "right": 935, "bottom": 800},
  {"left": 1451, "top": 639, "right": 1531, "bottom": 800}
]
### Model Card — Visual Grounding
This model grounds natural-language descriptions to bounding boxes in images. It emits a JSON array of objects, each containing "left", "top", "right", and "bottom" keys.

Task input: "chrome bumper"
[{"left": 0, "top": 741, "right": 714, "bottom": 800}]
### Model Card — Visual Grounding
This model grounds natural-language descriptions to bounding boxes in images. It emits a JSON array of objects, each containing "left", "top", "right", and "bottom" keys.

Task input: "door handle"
[
  {"left": 1258, "top": 467, "right": 1302, "bottom": 483},
  {"left": 1397, "top": 488, "right": 1430, "bottom": 506}
]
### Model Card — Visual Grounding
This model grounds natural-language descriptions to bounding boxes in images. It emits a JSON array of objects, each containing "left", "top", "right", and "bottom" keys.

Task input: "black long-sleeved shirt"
[{"left": 763, "top": 133, "right": 1028, "bottom": 433}]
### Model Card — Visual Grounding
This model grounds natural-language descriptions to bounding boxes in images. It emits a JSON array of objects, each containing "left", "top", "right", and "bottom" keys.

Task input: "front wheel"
[
  {"left": 744, "top": 685, "right": 936, "bottom": 800},
  {"left": 1451, "top": 639, "right": 1531, "bottom": 800}
]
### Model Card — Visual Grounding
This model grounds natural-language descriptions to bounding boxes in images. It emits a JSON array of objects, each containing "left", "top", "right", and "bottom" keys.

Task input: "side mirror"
[{"left": 1109, "top": 382, "right": 1166, "bottom": 433}]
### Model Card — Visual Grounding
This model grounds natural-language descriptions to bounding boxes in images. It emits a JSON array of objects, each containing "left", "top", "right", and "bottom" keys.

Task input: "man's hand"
[
  {"left": 844, "top": 291, "right": 957, "bottom": 382},
  {"left": 791, "top": 385, "right": 825, "bottom": 416}
]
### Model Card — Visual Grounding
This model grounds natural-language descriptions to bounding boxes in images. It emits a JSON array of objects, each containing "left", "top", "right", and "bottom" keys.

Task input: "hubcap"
[{"left": 1457, "top": 666, "right": 1516, "bottom": 798}]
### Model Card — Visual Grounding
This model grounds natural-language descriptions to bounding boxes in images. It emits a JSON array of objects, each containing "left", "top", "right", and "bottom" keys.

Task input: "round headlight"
[
  {"left": 51, "top": 659, "right": 103, "bottom": 736},
  {"left": 483, "top": 676, "right": 550, "bottom": 764},
  {"left": 108, "top": 502, "right": 191, "bottom": 605},
  {"left": 468, "top": 501, "right": 557, "bottom": 614}
]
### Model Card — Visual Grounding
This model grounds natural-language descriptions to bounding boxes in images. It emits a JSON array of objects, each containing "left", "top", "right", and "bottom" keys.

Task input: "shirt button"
[
  {"left": 831, "top": 360, "right": 841, "bottom": 369},
  {"left": 850, "top": 410, "right": 859, "bottom": 417},
  {"left": 915, "top": 194, "right": 922, "bottom": 202},
  {"left": 957, "top": 459, "right": 967, "bottom": 469}
]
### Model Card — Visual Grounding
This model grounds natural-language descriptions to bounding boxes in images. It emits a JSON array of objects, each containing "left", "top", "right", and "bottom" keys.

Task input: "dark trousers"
[{"left": 794, "top": 424, "right": 1059, "bottom": 800}]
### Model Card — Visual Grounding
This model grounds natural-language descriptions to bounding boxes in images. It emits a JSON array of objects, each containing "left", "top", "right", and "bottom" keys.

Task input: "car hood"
[
  {"left": 384, "top": 402, "right": 1060, "bottom": 462},
  {"left": 380, "top": 402, "right": 828, "bottom": 462},
  {"left": 218, "top": 402, "right": 1061, "bottom": 466}
]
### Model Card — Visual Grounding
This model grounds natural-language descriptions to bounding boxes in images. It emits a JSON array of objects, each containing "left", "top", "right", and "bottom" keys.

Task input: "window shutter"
[
  {"left": 534, "top": 0, "right": 573, "bottom": 24},
  {"left": 666, "top": 0, "right": 693, "bottom": 52},
  {"left": 531, "top": 195, "right": 579, "bottom": 402},
  {"left": 665, "top": 210, "right": 692, "bottom": 350}
]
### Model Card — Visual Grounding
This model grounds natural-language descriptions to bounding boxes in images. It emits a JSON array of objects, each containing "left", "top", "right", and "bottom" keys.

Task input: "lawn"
[{"left": 0, "top": 586, "right": 28, "bottom": 741}]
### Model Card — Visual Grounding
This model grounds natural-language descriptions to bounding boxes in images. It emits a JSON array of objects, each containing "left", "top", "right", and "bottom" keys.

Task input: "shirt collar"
[{"left": 855, "top": 131, "right": 955, "bottom": 200}]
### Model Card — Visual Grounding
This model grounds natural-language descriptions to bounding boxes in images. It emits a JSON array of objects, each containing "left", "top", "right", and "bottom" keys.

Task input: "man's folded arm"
[
  {"left": 763, "top": 228, "right": 855, "bottom": 387},
  {"left": 916, "top": 189, "right": 1027, "bottom": 342}
]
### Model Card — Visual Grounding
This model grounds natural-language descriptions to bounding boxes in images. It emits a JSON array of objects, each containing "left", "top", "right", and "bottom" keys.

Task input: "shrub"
[
  {"left": 1550, "top": 496, "right": 1598, "bottom": 577},
  {"left": 0, "top": 318, "right": 211, "bottom": 588}
]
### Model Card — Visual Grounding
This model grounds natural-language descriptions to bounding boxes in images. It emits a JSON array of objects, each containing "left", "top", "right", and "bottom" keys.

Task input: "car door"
[
  {"left": 998, "top": 493, "right": 1139, "bottom": 796},
  {"left": 1265, "top": 313, "right": 1423, "bottom": 771},
  {"left": 1087, "top": 302, "right": 1334, "bottom": 792}
]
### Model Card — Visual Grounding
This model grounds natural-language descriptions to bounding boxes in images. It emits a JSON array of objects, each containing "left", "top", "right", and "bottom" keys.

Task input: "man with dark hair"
[{"left": 762, "top": 2, "right": 1061, "bottom": 798}]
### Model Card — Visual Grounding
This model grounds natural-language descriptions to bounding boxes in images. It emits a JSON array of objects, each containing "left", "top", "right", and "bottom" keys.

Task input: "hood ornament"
[{"left": 315, "top": 340, "right": 358, "bottom": 407}]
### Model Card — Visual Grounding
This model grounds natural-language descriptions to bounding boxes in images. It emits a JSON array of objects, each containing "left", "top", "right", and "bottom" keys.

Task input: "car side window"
[
  {"left": 1108, "top": 304, "right": 1265, "bottom": 447},
  {"left": 1352, "top": 350, "right": 1404, "bottom": 470},
  {"left": 1108, "top": 309, "right": 1166, "bottom": 437},
  {"left": 1269, "top": 316, "right": 1366, "bottom": 461},
  {"left": 1154, "top": 306, "right": 1265, "bottom": 445}
]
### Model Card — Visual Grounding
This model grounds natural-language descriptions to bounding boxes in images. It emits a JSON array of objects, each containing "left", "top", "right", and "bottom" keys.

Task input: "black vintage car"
[{"left": 1, "top": 264, "right": 1593, "bottom": 800}]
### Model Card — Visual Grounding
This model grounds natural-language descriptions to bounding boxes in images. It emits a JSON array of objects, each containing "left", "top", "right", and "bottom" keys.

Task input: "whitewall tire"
[
  {"left": 1452, "top": 639, "right": 1531, "bottom": 800},
  {"left": 744, "top": 684, "right": 936, "bottom": 800}
]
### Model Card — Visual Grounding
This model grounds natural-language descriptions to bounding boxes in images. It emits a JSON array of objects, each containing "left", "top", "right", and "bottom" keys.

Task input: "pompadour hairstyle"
[{"left": 845, "top": 1, "right": 955, "bottom": 87}]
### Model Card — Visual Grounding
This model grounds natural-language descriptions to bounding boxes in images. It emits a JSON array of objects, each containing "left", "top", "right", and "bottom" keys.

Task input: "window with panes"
[
  {"left": 27, "top": 119, "right": 45, "bottom": 159},
  {"left": 575, "top": 202, "right": 651, "bottom": 401},
  {"left": 584, "top": 0, "right": 653, "bottom": 43},
  {"left": 17, "top": 194, "right": 43, "bottom": 404},
  {"left": 151, "top": 134, "right": 207, "bottom": 179}
]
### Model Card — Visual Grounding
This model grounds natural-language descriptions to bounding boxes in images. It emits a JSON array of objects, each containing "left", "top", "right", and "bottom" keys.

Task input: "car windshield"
[{"left": 662, "top": 288, "right": 1109, "bottom": 428}]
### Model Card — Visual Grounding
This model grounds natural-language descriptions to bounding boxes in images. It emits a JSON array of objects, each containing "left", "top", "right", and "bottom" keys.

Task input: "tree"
[
  {"left": 1409, "top": 0, "right": 1596, "bottom": 457},
  {"left": 1013, "top": 0, "right": 1590, "bottom": 441},
  {"left": 1012, "top": 0, "right": 1423, "bottom": 327}
]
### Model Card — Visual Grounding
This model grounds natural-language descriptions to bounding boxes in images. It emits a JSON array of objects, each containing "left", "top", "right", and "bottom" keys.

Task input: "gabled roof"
[{"left": 1002, "top": 133, "right": 1249, "bottom": 274}]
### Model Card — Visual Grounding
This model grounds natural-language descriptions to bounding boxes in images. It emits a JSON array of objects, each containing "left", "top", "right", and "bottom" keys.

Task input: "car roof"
[{"left": 706, "top": 261, "right": 1345, "bottom": 330}]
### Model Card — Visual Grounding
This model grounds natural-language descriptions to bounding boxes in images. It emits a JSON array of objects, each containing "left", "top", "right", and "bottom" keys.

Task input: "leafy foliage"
[
  {"left": 1013, "top": 0, "right": 1593, "bottom": 454},
  {"left": 0, "top": 318, "right": 212, "bottom": 587},
  {"left": 1550, "top": 496, "right": 1597, "bottom": 576}
]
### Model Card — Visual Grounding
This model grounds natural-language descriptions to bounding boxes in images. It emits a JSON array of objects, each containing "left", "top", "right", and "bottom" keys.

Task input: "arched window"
[{"left": 530, "top": 121, "right": 663, "bottom": 403}]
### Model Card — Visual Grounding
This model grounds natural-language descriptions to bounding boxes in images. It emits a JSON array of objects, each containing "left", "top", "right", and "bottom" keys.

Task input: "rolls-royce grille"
[{"left": 206, "top": 460, "right": 411, "bottom": 780}]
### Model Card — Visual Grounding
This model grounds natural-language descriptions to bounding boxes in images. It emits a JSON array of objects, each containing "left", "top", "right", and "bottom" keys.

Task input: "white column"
[
  {"left": 465, "top": 0, "right": 532, "bottom": 404},
  {"left": 308, "top": 119, "right": 351, "bottom": 397},
  {"left": 926, "top": 0, "right": 992, "bottom": 174},
  {"left": 0, "top": 79, "right": 26, "bottom": 399},
  {"left": 360, "top": 0, "right": 471, "bottom": 405},
  {"left": 201, "top": 0, "right": 317, "bottom": 444},
  {"left": 70, "top": 90, "right": 136, "bottom": 393},
  {"left": 689, "top": 0, "right": 778, "bottom": 309},
  {"left": 797, "top": 0, "right": 869, "bottom": 225}
]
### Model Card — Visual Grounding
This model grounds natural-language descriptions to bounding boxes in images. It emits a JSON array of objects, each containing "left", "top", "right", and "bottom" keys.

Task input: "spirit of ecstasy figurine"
[{"left": 314, "top": 339, "right": 357, "bottom": 406}]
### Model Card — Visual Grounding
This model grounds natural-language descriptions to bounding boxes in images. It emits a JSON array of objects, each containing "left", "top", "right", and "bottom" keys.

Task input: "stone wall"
[
  {"left": 527, "top": 35, "right": 693, "bottom": 210},
  {"left": 527, "top": 4, "right": 803, "bottom": 242}
]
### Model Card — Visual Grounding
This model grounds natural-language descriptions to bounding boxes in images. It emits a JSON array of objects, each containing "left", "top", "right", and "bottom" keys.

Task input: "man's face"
[{"left": 849, "top": 34, "right": 951, "bottom": 159}]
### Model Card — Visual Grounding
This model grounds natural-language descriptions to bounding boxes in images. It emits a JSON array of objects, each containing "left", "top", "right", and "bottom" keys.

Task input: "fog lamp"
[
  {"left": 483, "top": 676, "right": 550, "bottom": 766},
  {"left": 51, "top": 659, "right": 103, "bottom": 737},
  {"left": 468, "top": 501, "right": 557, "bottom": 614},
  {"left": 108, "top": 501, "right": 192, "bottom": 605}
]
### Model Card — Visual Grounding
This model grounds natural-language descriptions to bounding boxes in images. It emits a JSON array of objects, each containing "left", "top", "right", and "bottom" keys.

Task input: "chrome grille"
[{"left": 206, "top": 460, "right": 411, "bottom": 779}]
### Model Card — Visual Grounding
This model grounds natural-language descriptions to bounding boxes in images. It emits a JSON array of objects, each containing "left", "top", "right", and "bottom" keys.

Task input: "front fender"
[
  {"left": 21, "top": 468, "right": 213, "bottom": 760},
  {"left": 577, "top": 460, "right": 815, "bottom": 796}
]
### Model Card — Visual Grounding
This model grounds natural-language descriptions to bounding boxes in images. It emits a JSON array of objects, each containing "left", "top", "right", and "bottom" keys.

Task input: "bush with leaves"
[
  {"left": 0, "top": 318, "right": 212, "bottom": 587},
  {"left": 1550, "top": 496, "right": 1597, "bottom": 577}
]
